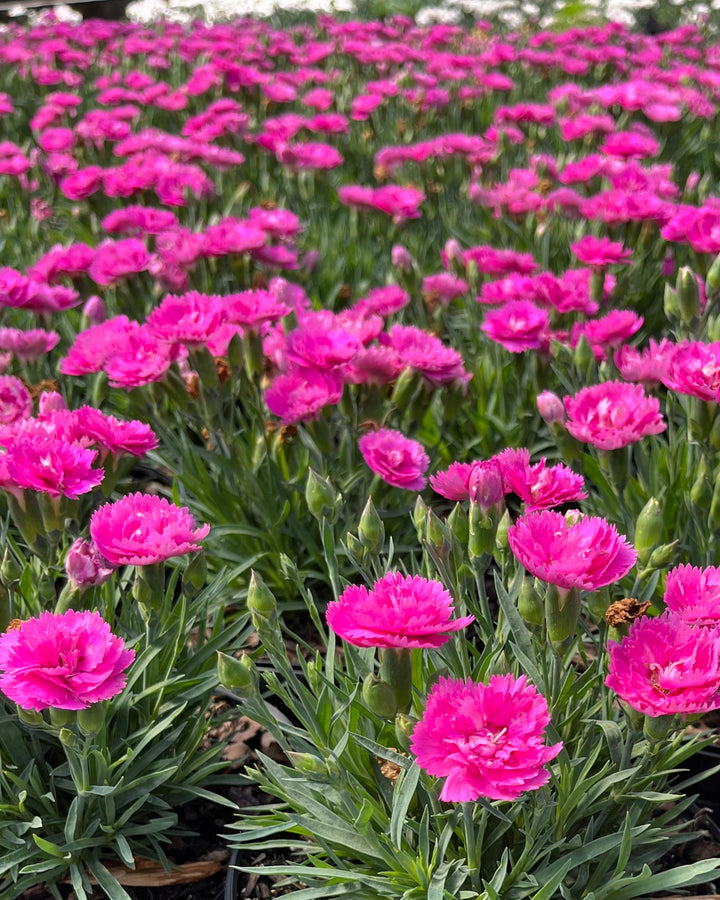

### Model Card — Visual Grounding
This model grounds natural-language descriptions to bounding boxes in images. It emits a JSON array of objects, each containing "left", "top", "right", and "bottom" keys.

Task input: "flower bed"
[{"left": 1, "top": 7, "right": 720, "bottom": 900}]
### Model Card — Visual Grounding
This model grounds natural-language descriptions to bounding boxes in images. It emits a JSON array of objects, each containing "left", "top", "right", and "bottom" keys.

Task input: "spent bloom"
[
  {"left": 564, "top": 381, "right": 666, "bottom": 450},
  {"left": 664, "top": 564, "right": 720, "bottom": 627},
  {"left": 410, "top": 674, "right": 562, "bottom": 802},
  {"left": 359, "top": 428, "right": 429, "bottom": 491},
  {"left": 0, "top": 610, "right": 134, "bottom": 711},
  {"left": 326, "top": 572, "right": 474, "bottom": 648},
  {"left": 606, "top": 612, "right": 720, "bottom": 717},
  {"left": 89, "top": 492, "right": 210, "bottom": 566},
  {"left": 508, "top": 509, "right": 636, "bottom": 593}
]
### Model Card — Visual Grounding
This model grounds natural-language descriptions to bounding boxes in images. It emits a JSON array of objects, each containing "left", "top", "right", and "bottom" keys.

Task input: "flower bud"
[
  {"left": 661, "top": 251, "right": 675, "bottom": 278},
  {"left": 362, "top": 673, "right": 398, "bottom": 718},
  {"left": 676, "top": 266, "right": 700, "bottom": 324},
  {"left": 573, "top": 334, "right": 595, "bottom": 371},
  {"left": 217, "top": 651, "right": 257, "bottom": 698},
  {"left": 494, "top": 509, "right": 511, "bottom": 552},
  {"left": 633, "top": 498, "right": 663, "bottom": 567},
  {"left": 17, "top": 707, "right": 45, "bottom": 728},
  {"left": 301, "top": 249, "right": 320, "bottom": 274},
  {"left": 286, "top": 751, "right": 331, "bottom": 777},
  {"left": 82, "top": 295, "right": 106, "bottom": 325},
  {"left": 182, "top": 549, "right": 207, "bottom": 598},
  {"left": 77, "top": 702, "right": 106, "bottom": 736},
  {"left": 468, "top": 464, "right": 503, "bottom": 516},
  {"left": 38, "top": 391, "right": 67, "bottom": 416},
  {"left": 663, "top": 284, "right": 681, "bottom": 324},
  {"left": 58, "top": 726, "right": 81, "bottom": 750},
  {"left": 394, "top": 713, "right": 417, "bottom": 753},
  {"left": 536, "top": 390, "right": 565, "bottom": 427},
  {"left": 425, "top": 509, "right": 451, "bottom": 561},
  {"left": 66, "top": 538, "right": 115, "bottom": 592},
  {"left": 358, "top": 497, "right": 384, "bottom": 554},
  {"left": 344, "top": 532, "right": 367, "bottom": 566},
  {"left": 644, "top": 540, "right": 678, "bottom": 572},
  {"left": 643, "top": 713, "right": 678, "bottom": 746},
  {"left": 545, "top": 585, "right": 581, "bottom": 656},
  {"left": 305, "top": 469, "right": 341, "bottom": 523},
  {"left": 447, "top": 502, "right": 468, "bottom": 544},
  {"left": 413, "top": 495, "right": 428, "bottom": 541},
  {"left": 391, "top": 244, "right": 412, "bottom": 272},
  {"left": 391, "top": 367, "right": 419, "bottom": 411},
  {"left": 247, "top": 570, "right": 277, "bottom": 622},
  {"left": 518, "top": 577, "right": 544, "bottom": 627},
  {"left": 468, "top": 501, "right": 495, "bottom": 558},
  {"left": 706, "top": 251, "right": 720, "bottom": 295},
  {"left": 690, "top": 456, "right": 713, "bottom": 507},
  {"left": 1, "top": 552, "right": 22, "bottom": 585},
  {"left": 442, "top": 238, "right": 462, "bottom": 267},
  {"left": 227, "top": 331, "right": 244, "bottom": 370}
]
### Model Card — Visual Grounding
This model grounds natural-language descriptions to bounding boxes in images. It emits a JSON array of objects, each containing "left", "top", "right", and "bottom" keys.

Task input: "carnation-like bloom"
[
  {"left": 6, "top": 436, "right": 103, "bottom": 499},
  {"left": 481, "top": 301, "right": 550, "bottom": 354},
  {"left": 410, "top": 674, "right": 562, "bottom": 802},
  {"left": 564, "top": 381, "right": 666, "bottom": 450},
  {"left": 606, "top": 612, "right": 720, "bottom": 717},
  {"left": 66, "top": 538, "right": 116, "bottom": 591},
  {"left": 0, "top": 376, "right": 32, "bottom": 424},
  {"left": 498, "top": 450, "right": 587, "bottom": 511},
  {"left": 89, "top": 492, "right": 210, "bottom": 566},
  {"left": 664, "top": 564, "right": 720, "bottom": 627},
  {"left": 0, "top": 610, "right": 134, "bottom": 711},
  {"left": 359, "top": 428, "right": 429, "bottom": 491},
  {"left": 326, "top": 572, "right": 474, "bottom": 648},
  {"left": 570, "top": 235, "right": 633, "bottom": 267},
  {"left": 508, "top": 509, "right": 636, "bottom": 592},
  {"left": 265, "top": 369, "right": 344, "bottom": 424},
  {"left": 382, "top": 324, "right": 470, "bottom": 386}
]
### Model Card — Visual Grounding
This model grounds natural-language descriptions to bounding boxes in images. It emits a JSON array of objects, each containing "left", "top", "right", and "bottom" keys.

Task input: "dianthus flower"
[
  {"left": 508, "top": 509, "right": 636, "bottom": 592},
  {"left": 664, "top": 564, "right": 720, "bottom": 627},
  {"left": 430, "top": 460, "right": 488, "bottom": 502},
  {"left": 482, "top": 301, "right": 550, "bottom": 354},
  {"left": 60, "top": 316, "right": 139, "bottom": 377},
  {"left": 359, "top": 285, "right": 410, "bottom": 317},
  {"left": 0, "top": 328, "right": 60, "bottom": 362},
  {"left": 564, "top": 381, "right": 666, "bottom": 450},
  {"left": 5, "top": 436, "right": 103, "bottom": 499},
  {"left": 382, "top": 324, "right": 469, "bottom": 386},
  {"left": 570, "top": 235, "right": 633, "bottom": 267},
  {"left": 103, "top": 328, "right": 180, "bottom": 389},
  {"left": 422, "top": 273, "right": 469, "bottom": 306},
  {"left": 75, "top": 407, "right": 159, "bottom": 460},
  {"left": 66, "top": 538, "right": 115, "bottom": 591},
  {"left": 0, "top": 376, "right": 33, "bottom": 424},
  {"left": 410, "top": 674, "right": 562, "bottom": 802},
  {"left": 223, "top": 289, "right": 290, "bottom": 330},
  {"left": 614, "top": 339, "right": 676, "bottom": 386},
  {"left": 326, "top": 572, "right": 474, "bottom": 648},
  {"left": 286, "top": 322, "right": 362, "bottom": 371},
  {"left": 89, "top": 492, "right": 210, "bottom": 567},
  {"left": 359, "top": 428, "right": 429, "bottom": 491},
  {"left": 265, "top": 369, "right": 344, "bottom": 424},
  {"left": 571, "top": 310, "right": 643, "bottom": 362},
  {"left": 202, "top": 218, "right": 267, "bottom": 257},
  {"left": 146, "top": 291, "right": 227, "bottom": 349},
  {"left": 661, "top": 341, "right": 720, "bottom": 402},
  {"left": 606, "top": 612, "right": 720, "bottom": 717},
  {"left": 0, "top": 609, "right": 134, "bottom": 711},
  {"left": 499, "top": 450, "right": 587, "bottom": 510},
  {"left": 87, "top": 238, "right": 151, "bottom": 286}
]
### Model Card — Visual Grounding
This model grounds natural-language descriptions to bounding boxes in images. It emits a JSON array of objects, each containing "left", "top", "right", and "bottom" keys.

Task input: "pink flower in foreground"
[
  {"left": 606, "top": 612, "right": 720, "bottom": 717},
  {"left": 90, "top": 492, "right": 210, "bottom": 566},
  {"left": 6, "top": 437, "right": 103, "bottom": 499},
  {"left": 410, "top": 674, "right": 562, "bottom": 802},
  {"left": 0, "top": 376, "right": 33, "bottom": 424},
  {"left": 661, "top": 341, "right": 720, "bottom": 402},
  {"left": 570, "top": 235, "right": 633, "bottom": 267},
  {"left": 383, "top": 324, "right": 469, "bottom": 386},
  {"left": 564, "top": 381, "right": 666, "bottom": 450},
  {"left": 359, "top": 428, "right": 429, "bottom": 491},
  {"left": 482, "top": 301, "right": 550, "bottom": 354},
  {"left": 664, "top": 564, "right": 720, "bottom": 627},
  {"left": 0, "top": 328, "right": 60, "bottom": 362},
  {"left": 87, "top": 238, "right": 151, "bottom": 286},
  {"left": 326, "top": 572, "right": 474, "bottom": 648},
  {"left": 508, "top": 509, "right": 636, "bottom": 592},
  {"left": 0, "top": 610, "right": 134, "bottom": 711}
]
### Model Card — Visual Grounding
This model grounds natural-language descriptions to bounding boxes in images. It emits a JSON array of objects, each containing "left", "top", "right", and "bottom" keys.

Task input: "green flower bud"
[
  {"left": 465, "top": 259, "right": 480, "bottom": 292},
  {"left": 77, "top": 702, "right": 106, "bottom": 737},
  {"left": 286, "top": 751, "right": 331, "bottom": 778},
  {"left": 709, "top": 315, "right": 720, "bottom": 344},
  {"left": 663, "top": 283, "right": 681, "bottom": 325},
  {"left": 545, "top": 585, "right": 581, "bottom": 656},
  {"left": 706, "top": 251, "right": 720, "bottom": 295},
  {"left": 413, "top": 495, "right": 428, "bottom": 541},
  {"left": 644, "top": 540, "right": 678, "bottom": 572},
  {"left": 634, "top": 498, "right": 663, "bottom": 567},
  {"left": 58, "top": 727, "right": 81, "bottom": 751},
  {"left": 17, "top": 707, "right": 46, "bottom": 728},
  {"left": 0, "top": 552, "right": 22, "bottom": 585},
  {"left": 91, "top": 371, "right": 108, "bottom": 409},
  {"left": 425, "top": 509, "right": 450, "bottom": 561},
  {"left": 643, "top": 713, "right": 678, "bottom": 746},
  {"left": 676, "top": 266, "right": 700, "bottom": 324},
  {"left": 518, "top": 577, "right": 544, "bottom": 627},
  {"left": 690, "top": 456, "right": 713, "bottom": 507},
  {"left": 469, "top": 501, "right": 495, "bottom": 559},
  {"left": 217, "top": 651, "right": 257, "bottom": 698},
  {"left": 50, "top": 708, "right": 76, "bottom": 728},
  {"left": 573, "top": 334, "right": 595, "bottom": 371},
  {"left": 358, "top": 497, "right": 384, "bottom": 554},
  {"left": 495, "top": 509, "right": 511, "bottom": 552},
  {"left": 447, "top": 502, "right": 468, "bottom": 544},
  {"left": 182, "top": 550, "right": 207, "bottom": 598},
  {"left": 394, "top": 714, "right": 417, "bottom": 753},
  {"left": 391, "top": 367, "right": 418, "bottom": 410},
  {"left": 344, "top": 532, "right": 367, "bottom": 567},
  {"left": 227, "top": 331, "right": 245, "bottom": 370},
  {"left": 247, "top": 570, "right": 277, "bottom": 622},
  {"left": 362, "top": 673, "right": 398, "bottom": 719},
  {"left": 305, "top": 468, "right": 341, "bottom": 523},
  {"left": 191, "top": 347, "right": 219, "bottom": 387}
]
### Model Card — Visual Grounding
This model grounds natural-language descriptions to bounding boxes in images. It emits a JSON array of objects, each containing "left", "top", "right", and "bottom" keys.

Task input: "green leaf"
[
  {"left": 390, "top": 763, "right": 420, "bottom": 849},
  {"left": 86, "top": 859, "right": 133, "bottom": 900},
  {"left": 32, "top": 834, "right": 69, "bottom": 859}
]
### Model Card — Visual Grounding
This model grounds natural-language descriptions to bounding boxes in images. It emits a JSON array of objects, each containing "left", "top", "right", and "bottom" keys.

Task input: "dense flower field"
[{"left": 3, "top": 7, "right": 720, "bottom": 899}]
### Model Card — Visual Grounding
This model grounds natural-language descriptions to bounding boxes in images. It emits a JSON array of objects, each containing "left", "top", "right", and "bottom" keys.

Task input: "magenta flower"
[
  {"left": 87, "top": 238, "right": 151, "bottom": 286},
  {"left": 410, "top": 674, "right": 562, "bottom": 802},
  {"left": 570, "top": 236, "right": 633, "bottom": 267},
  {"left": 481, "top": 301, "right": 550, "bottom": 354},
  {"left": 564, "top": 381, "right": 666, "bottom": 450},
  {"left": 146, "top": 291, "right": 227, "bottom": 349},
  {"left": 606, "top": 612, "right": 720, "bottom": 717},
  {"left": 664, "top": 564, "right": 720, "bottom": 627},
  {"left": 430, "top": 461, "right": 483, "bottom": 501},
  {"left": 265, "top": 369, "right": 344, "bottom": 424},
  {"left": 0, "top": 610, "right": 134, "bottom": 711},
  {"left": 499, "top": 451, "right": 587, "bottom": 511},
  {"left": 508, "top": 509, "right": 636, "bottom": 592},
  {"left": 89, "top": 492, "right": 210, "bottom": 566},
  {"left": 60, "top": 317, "right": 139, "bottom": 377},
  {"left": 0, "top": 376, "right": 32, "bottom": 425},
  {"left": 5, "top": 437, "right": 103, "bottom": 499},
  {"left": 571, "top": 310, "right": 643, "bottom": 362},
  {"left": 0, "top": 328, "right": 60, "bottom": 362},
  {"left": 661, "top": 341, "right": 720, "bottom": 402},
  {"left": 359, "top": 428, "right": 429, "bottom": 491},
  {"left": 66, "top": 538, "right": 116, "bottom": 591},
  {"left": 383, "top": 324, "right": 470, "bottom": 386},
  {"left": 326, "top": 572, "right": 474, "bottom": 649},
  {"left": 75, "top": 407, "right": 159, "bottom": 460},
  {"left": 614, "top": 339, "right": 676, "bottom": 386}
]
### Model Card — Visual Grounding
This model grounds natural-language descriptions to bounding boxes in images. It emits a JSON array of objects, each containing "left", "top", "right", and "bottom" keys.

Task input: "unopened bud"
[
  {"left": 247, "top": 570, "right": 277, "bottom": 621},
  {"left": 82, "top": 295, "right": 106, "bottom": 325},
  {"left": 358, "top": 497, "right": 384, "bottom": 554},
  {"left": 545, "top": 584, "right": 581, "bottom": 656},
  {"left": 536, "top": 390, "right": 565, "bottom": 427},
  {"left": 286, "top": 751, "right": 330, "bottom": 777},
  {"left": 495, "top": 509, "right": 511, "bottom": 552},
  {"left": 305, "top": 468, "right": 341, "bottom": 523},
  {"left": 447, "top": 502, "right": 468, "bottom": 543},
  {"left": 66, "top": 538, "right": 115, "bottom": 592},
  {"left": 38, "top": 391, "right": 67, "bottom": 417},
  {"left": 691, "top": 456, "right": 713, "bottom": 507},
  {"left": 634, "top": 498, "right": 663, "bottom": 567},
  {"left": 663, "top": 283, "right": 681, "bottom": 324},
  {"left": 518, "top": 577, "right": 543, "bottom": 627},
  {"left": 468, "top": 462, "right": 503, "bottom": 515},
  {"left": 77, "top": 702, "right": 105, "bottom": 736},
  {"left": 573, "top": 334, "right": 595, "bottom": 371},
  {"left": 676, "top": 266, "right": 700, "bottom": 323},
  {"left": 362, "top": 673, "right": 398, "bottom": 718},
  {"left": 394, "top": 714, "right": 417, "bottom": 753},
  {"left": 217, "top": 651, "right": 257, "bottom": 698},
  {"left": 644, "top": 541, "right": 678, "bottom": 572},
  {"left": 706, "top": 251, "right": 720, "bottom": 295},
  {"left": 468, "top": 501, "right": 495, "bottom": 558},
  {"left": 425, "top": 509, "right": 450, "bottom": 560},
  {"left": 391, "top": 244, "right": 412, "bottom": 272},
  {"left": 391, "top": 367, "right": 418, "bottom": 410},
  {"left": 344, "top": 532, "right": 367, "bottom": 566},
  {"left": 413, "top": 495, "right": 428, "bottom": 541}
]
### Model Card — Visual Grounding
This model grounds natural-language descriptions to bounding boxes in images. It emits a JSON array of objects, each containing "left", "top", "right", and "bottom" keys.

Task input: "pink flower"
[
  {"left": 5, "top": 436, "right": 103, "bottom": 499},
  {"left": 570, "top": 235, "right": 633, "bottom": 267},
  {"left": 89, "top": 492, "right": 210, "bottom": 566},
  {"left": 65, "top": 538, "right": 115, "bottom": 591},
  {"left": 359, "top": 285, "right": 410, "bottom": 317},
  {"left": 614, "top": 339, "right": 676, "bottom": 386},
  {"left": 664, "top": 564, "right": 720, "bottom": 627},
  {"left": 146, "top": 291, "right": 227, "bottom": 348},
  {"left": 383, "top": 324, "right": 469, "bottom": 386},
  {"left": 326, "top": 572, "right": 474, "bottom": 648},
  {"left": 286, "top": 322, "right": 362, "bottom": 371},
  {"left": 482, "top": 301, "right": 550, "bottom": 353},
  {"left": 358, "top": 428, "right": 429, "bottom": 491},
  {"left": 410, "top": 674, "right": 562, "bottom": 802},
  {"left": 422, "top": 273, "right": 469, "bottom": 306},
  {"left": 223, "top": 289, "right": 290, "bottom": 329},
  {"left": 202, "top": 218, "right": 266, "bottom": 257},
  {"left": 0, "top": 610, "right": 134, "bottom": 711},
  {"left": 103, "top": 328, "right": 179, "bottom": 389},
  {"left": 571, "top": 310, "right": 643, "bottom": 362},
  {"left": 661, "top": 341, "right": 720, "bottom": 402},
  {"left": 60, "top": 316, "right": 139, "bottom": 377},
  {"left": 265, "top": 369, "right": 343, "bottom": 424},
  {"left": 536, "top": 391, "right": 565, "bottom": 426},
  {"left": 75, "top": 407, "right": 159, "bottom": 460},
  {"left": 508, "top": 509, "right": 636, "bottom": 592},
  {"left": 0, "top": 376, "right": 33, "bottom": 424},
  {"left": 430, "top": 459, "right": 504, "bottom": 512},
  {"left": 606, "top": 612, "right": 720, "bottom": 717},
  {"left": 0, "top": 327, "right": 60, "bottom": 362},
  {"left": 499, "top": 452, "right": 587, "bottom": 511},
  {"left": 88, "top": 239, "right": 151, "bottom": 286},
  {"left": 564, "top": 381, "right": 666, "bottom": 450}
]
